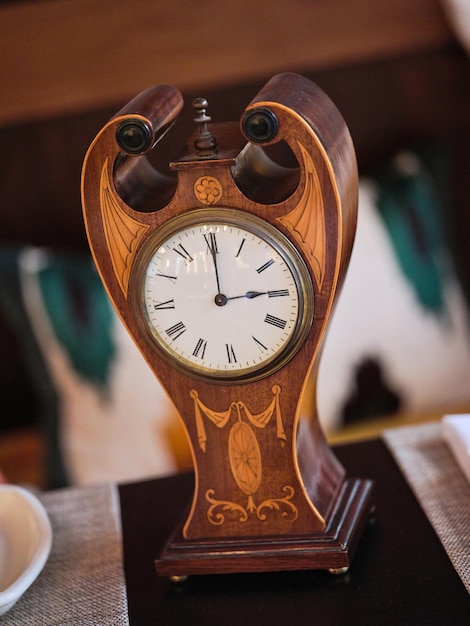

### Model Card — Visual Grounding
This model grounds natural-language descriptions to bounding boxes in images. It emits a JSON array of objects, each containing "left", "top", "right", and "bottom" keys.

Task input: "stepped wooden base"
[{"left": 155, "top": 477, "right": 374, "bottom": 577}]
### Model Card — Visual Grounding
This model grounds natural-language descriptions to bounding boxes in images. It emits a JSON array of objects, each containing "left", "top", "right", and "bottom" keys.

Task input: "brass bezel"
[{"left": 129, "top": 208, "right": 314, "bottom": 383}]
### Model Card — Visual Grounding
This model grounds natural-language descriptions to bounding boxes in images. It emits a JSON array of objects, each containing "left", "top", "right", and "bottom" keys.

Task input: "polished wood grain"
[
  {"left": 0, "top": 0, "right": 453, "bottom": 125},
  {"left": 82, "top": 73, "right": 373, "bottom": 574}
]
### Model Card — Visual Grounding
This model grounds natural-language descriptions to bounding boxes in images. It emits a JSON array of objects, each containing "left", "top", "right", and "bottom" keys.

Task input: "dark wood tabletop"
[{"left": 119, "top": 438, "right": 469, "bottom": 625}]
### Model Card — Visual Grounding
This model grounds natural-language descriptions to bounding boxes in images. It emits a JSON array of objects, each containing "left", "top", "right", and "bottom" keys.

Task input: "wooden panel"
[{"left": 0, "top": 0, "right": 453, "bottom": 125}]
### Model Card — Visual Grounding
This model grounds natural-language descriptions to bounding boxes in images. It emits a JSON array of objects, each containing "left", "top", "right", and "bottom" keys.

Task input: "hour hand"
[{"left": 226, "top": 290, "right": 267, "bottom": 301}]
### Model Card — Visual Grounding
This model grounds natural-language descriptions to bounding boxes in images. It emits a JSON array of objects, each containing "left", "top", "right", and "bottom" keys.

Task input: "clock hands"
[
  {"left": 226, "top": 289, "right": 290, "bottom": 302},
  {"left": 205, "top": 232, "right": 228, "bottom": 307},
  {"left": 217, "top": 290, "right": 275, "bottom": 305},
  {"left": 205, "top": 233, "right": 222, "bottom": 294},
  {"left": 226, "top": 290, "right": 267, "bottom": 301},
  {"left": 204, "top": 232, "right": 286, "bottom": 307},
  {"left": 204, "top": 233, "right": 268, "bottom": 306}
]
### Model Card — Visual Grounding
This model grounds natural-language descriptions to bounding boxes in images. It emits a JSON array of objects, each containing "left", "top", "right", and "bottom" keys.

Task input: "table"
[{"left": 119, "top": 438, "right": 469, "bottom": 625}]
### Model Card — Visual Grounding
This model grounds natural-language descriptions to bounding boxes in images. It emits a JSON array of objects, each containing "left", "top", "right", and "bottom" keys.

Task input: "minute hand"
[{"left": 205, "top": 233, "right": 222, "bottom": 295}]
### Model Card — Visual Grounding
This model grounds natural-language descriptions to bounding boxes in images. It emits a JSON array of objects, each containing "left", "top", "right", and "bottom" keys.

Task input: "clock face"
[{"left": 132, "top": 209, "right": 314, "bottom": 381}]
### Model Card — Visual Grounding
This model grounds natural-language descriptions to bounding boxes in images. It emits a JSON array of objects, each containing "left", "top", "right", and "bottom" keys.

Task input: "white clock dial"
[{"left": 134, "top": 209, "right": 313, "bottom": 380}]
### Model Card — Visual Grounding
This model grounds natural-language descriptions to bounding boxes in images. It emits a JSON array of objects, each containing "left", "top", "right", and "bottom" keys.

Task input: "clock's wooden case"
[{"left": 81, "top": 73, "right": 373, "bottom": 576}]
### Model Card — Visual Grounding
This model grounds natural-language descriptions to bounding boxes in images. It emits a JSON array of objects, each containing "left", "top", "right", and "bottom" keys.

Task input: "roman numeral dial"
[{"left": 137, "top": 209, "right": 314, "bottom": 380}]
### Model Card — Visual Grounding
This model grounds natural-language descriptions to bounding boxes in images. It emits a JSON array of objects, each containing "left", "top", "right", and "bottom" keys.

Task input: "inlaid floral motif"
[{"left": 194, "top": 176, "right": 223, "bottom": 205}]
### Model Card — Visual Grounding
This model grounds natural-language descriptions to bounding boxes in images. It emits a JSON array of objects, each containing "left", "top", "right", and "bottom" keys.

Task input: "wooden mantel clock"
[{"left": 81, "top": 72, "right": 373, "bottom": 577}]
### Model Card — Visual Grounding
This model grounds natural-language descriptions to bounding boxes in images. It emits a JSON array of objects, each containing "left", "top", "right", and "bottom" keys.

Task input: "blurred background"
[{"left": 2, "top": 0, "right": 470, "bottom": 489}]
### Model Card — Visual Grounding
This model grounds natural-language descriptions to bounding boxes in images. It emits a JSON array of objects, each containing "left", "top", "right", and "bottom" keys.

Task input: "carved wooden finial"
[{"left": 193, "top": 97, "right": 217, "bottom": 155}]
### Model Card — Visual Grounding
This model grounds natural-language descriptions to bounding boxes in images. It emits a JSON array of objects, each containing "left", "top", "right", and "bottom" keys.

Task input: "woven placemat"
[
  {"left": 383, "top": 422, "right": 470, "bottom": 593},
  {"left": 1, "top": 482, "right": 129, "bottom": 625}
]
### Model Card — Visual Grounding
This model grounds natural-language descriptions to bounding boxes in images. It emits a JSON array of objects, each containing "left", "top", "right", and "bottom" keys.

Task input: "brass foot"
[{"left": 328, "top": 566, "right": 349, "bottom": 575}]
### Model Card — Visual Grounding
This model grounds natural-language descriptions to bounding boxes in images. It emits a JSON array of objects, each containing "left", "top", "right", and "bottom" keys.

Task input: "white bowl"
[{"left": 0, "top": 485, "right": 52, "bottom": 616}]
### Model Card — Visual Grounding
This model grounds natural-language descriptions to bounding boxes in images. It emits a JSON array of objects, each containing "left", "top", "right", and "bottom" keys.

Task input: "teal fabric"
[
  {"left": 375, "top": 150, "right": 449, "bottom": 316},
  {"left": 0, "top": 248, "right": 67, "bottom": 487},
  {"left": 0, "top": 248, "right": 117, "bottom": 488},
  {"left": 37, "top": 256, "right": 115, "bottom": 390}
]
